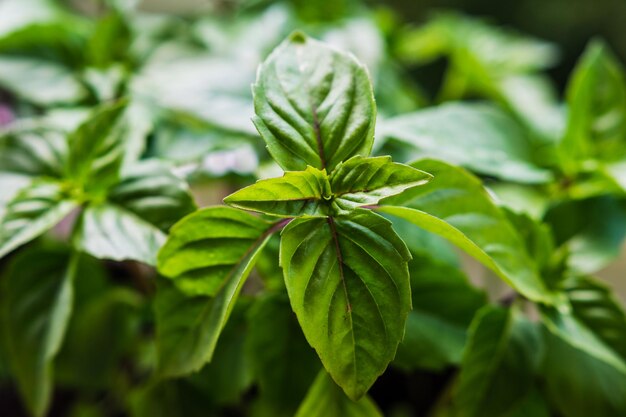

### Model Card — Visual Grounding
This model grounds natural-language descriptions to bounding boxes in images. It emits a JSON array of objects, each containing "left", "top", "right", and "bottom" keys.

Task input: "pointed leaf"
[
  {"left": 377, "top": 159, "right": 556, "bottom": 304},
  {"left": 280, "top": 209, "right": 411, "bottom": 399},
  {"left": 1, "top": 247, "right": 78, "bottom": 417},
  {"left": 224, "top": 166, "right": 331, "bottom": 217},
  {"left": 157, "top": 207, "right": 279, "bottom": 296},
  {"left": 253, "top": 32, "right": 376, "bottom": 172},
  {"left": 0, "top": 181, "right": 77, "bottom": 258},
  {"left": 0, "top": 127, "right": 67, "bottom": 178},
  {"left": 329, "top": 155, "right": 432, "bottom": 214},
  {"left": 295, "top": 371, "right": 383, "bottom": 417}
]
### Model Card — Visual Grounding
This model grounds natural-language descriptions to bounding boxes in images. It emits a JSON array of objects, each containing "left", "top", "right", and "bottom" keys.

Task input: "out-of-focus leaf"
[
  {"left": 253, "top": 32, "right": 376, "bottom": 172},
  {"left": 378, "top": 159, "right": 556, "bottom": 304},
  {"left": 73, "top": 204, "right": 165, "bottom": 265},
  {"left": 0, "top": 127, "right": 67, "bottom": 178},
  {"left": 559, "top": 40, "right": 626, "bottom": 173},
  {"left": 280, "top": 209, "right": 411, "bottom": 400},
  {"left": 541, "top": 306, "right": 626, "bottom": 417},
  {"left": 0, "top": 57, "right": 86, "bottom": 106},
  {"left": 0, "top": 181, "right": 76, "bottom": 258},
  {"left": 1, "top": 247, "right": 78, "bottom": 417},
  {"left": 544, "top": 197, "right": 626, "bottom": 274},
  {"left": 246, "top": 293, "right": 320, "bottom": 416},
  {"left": 394, "top": 256, "right": 486, "bottom": 371},
  {"left": 294, "top": 371, "right": 383, "bottom": 417},
  {"left": 378, "top": 103, "right": 552, "bottom": 183}
]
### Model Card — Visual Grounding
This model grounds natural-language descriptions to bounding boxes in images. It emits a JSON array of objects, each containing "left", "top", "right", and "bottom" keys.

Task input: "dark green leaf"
[
  {"left": 377, "top": 159, "right": 557, "bottom": 304},
  {"left": 294, "top": 371, "right": 382, "bottom": 417},
  {"left": 224, "top": 166, "right": 332, "bottom": 217},
  {"left": 453, "top": 307, "right": 541, "bottom": 417},
  {"left": 378, "top": 103, "right": 551, "bottom": 183},
  {"left": 253, "top": 32, "right": 376, "bottom": 172},
  {"left": 1, "top": 247, "right": 78, "bottom": 417},
  {"left": 246, "top": 293, "right": 320, "bottom": 415},
  {"left": 280, "top": 209, "right": 411, "bottom": 399},
  {"left": 541, "top": 306, "right": 626, "bottom": 417},
  {"left": 0, "top": 181, "right": 77, "bottom": 258},
  {"left": 329, "top": 155, "right": 432, "bottom": 214}
]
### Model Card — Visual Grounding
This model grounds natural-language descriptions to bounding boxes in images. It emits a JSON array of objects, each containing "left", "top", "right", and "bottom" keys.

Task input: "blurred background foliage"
[{"left": 1, "top": 0, "right": 626, "bottom": 416}]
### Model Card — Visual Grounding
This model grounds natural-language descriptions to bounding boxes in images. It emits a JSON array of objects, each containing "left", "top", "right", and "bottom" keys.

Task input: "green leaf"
[
  {"left": 0, "top": 181, "right": 77, "bottom": 258},
  {"left": 503, "top": 388, "right": 551, "bottom": 417},
  {"left": 0, "top": 127, "right": 67, "bottom": 178},
  {"left": 157, "top": 207, "right": 277, "bottom": 296},
  {"left": 394, "top": 255, "right": 486, "bottom": 371},
  {"left": 541, "top": 306, "right": 626, "bottom": 417},
  {"left": 224, "top": 166, "right": 332, "bottom": 217},
  {"left": 544, "top": 197, "right": 626, "bottom": 274},
  {"left": 280, "top": 209, "right": 411, "bottom": 400},
  {"left": 155, "top": 208, "right": 278, "bottom": 376},
  {"left": 565, "top": 276, "right": 626, "bottom": 361},
  {"left": 253, "top": 32, "right": 376, "bottom": 172},
  {"left": 378, "top": 103, "right": 551, "bottom": 183},
  {"left": 453, "top": 307, "right": 541, "bottom": 417},
  {"left": 1, "top": 247, "right": 78, "bottom": 417},
  {"left": 377, "top": 159, "right": 556, "bottom": 304},
  {"left": 73, "top": 204, "right": 166, "bottom": 265},
  {"left": 0, "top": 56, "right": 86, "bottom": 106},
  {"left": 559, "top": 40, "right": 626, "bottom": 173},
  {"left": 294, "top": 371, "right": 383, "bottom": 417},
  {"left": 329, "top": 155, "right": 432, "bottom": 214},
  {"left": 108, "top": 160, "right": 196, "bottom": 230},
  {"left": 246, "top": 293, "right": 320, "bottom": 415},
  {"left": 66, "top": 101, "right": 128, "bottom": 193}
]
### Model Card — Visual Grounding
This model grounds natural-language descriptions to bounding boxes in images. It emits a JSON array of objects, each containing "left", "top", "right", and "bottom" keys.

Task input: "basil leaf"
[
  {"left": 253, "top": 32, "right": 376, "bottom": 172},
  {"left": 377, "top": 159, "right": 557, "bottom": 304},
  {"left": 378, "top": 103, "right": 551, "bottom": 184},
  {"left": 295, "top": 371, "right": 383, "bottom": 417},
  {"left": 0, "top": 181, "right": 77, "bottom": 258},
  {"left": 0, "top": 127, "right": 67, "bottom": 179},
  {"left": 157, "top": 207, "right": 277, "bottom": 296},
  {"left": 453, "top": 307, "right": 540, "bottom": 417},
  {"left": 280, "top": 209, "right": 411, "bottom": 400},
  {"left": 329, "top": 155, "right": 432, "bottom": 214},
  {"left": 1, "top": 247, "right": 79, "bottom": 417},
  {"left": 224, "top": 166, "right": 331, "bottom": 217}
]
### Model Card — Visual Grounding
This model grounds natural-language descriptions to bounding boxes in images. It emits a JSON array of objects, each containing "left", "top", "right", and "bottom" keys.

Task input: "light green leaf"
[
  {"left": 378, "top": 103, "right": 551, "bottom": 183},
  {"left": 377, "top": 159, "right": 556, "bottom": 304},
  {"left": 224, "top": 166, "right": 332, "bottom": 217},
  {"left": 73, "top": 204, "right": 166, "bottom": 265},
  {"left": 295, "top": 371, "right": 383, "bottom": 417},
  {"left": 246, "top": 293, "right": 320, "bottom": 415},
  {"left": 0, "top": 56, "right": 86, "bottom": 106},
  {"left": 280, "top": 209, "right": 411, "bottom": 399},
  {"left": 541, "top": 306, "right": 626, "bottom": 417},
  {"left": 559, "top": 40, "right": 626, "bottom": 173},
  {"left": 157, "top": 207, "right": 277, "bottom": 296},
  {"left": 0, "top": 181, "right": 77, "bottom": 258},
  {"left": 453, "top": 307, "right": 541, "bottom": 417},
  {"left": 1, "top": 247, "right": 78, "bottom": 417},
  {"left": 66, "top": 101, "right": 128, "bottom": 193},
  {"left": 253, "top": 32, "right": 376, "bottom": 172},
  {"left": 329, "top": 155, "right": 432, "bottom": 214},
  {"left": 0, "top": 127, "right": 67, "bottom": 178}
]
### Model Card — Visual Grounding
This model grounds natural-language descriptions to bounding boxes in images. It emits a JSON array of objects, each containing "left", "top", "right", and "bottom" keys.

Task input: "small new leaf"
[
  {"left": 253, "top": 32, "right": 376, "bottom": 172},
  {"left": 224, "top": 166, "right": 331, "bottom": 217},
  {"left": 330, "top": 155, "right": 432, "bottom": 214},
  {"left": 280, "top": 209, "right": 411, "bottom": 400}
]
